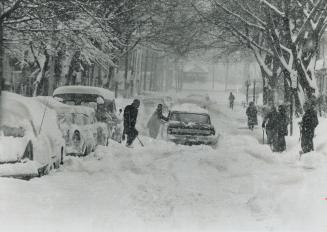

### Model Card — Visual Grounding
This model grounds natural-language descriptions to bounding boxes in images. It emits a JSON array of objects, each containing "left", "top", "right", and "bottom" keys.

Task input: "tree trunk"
[
  {"left": 0, "top": 20, "right": 3, "bottom": 92},
  {"left": 124, "top": 49, "right": 129, "bottom": 95},
  {"left": 260, "top": 66, "right": 268, "bottom": 105},
  {"left": 48, "top": 55, "right": 55, "bottom": 95},
  {"left": 143, "top": 49, "right": 148, "bottom": 91},
  {"left": 225, "top": 59, "right": 229, "bottom": 91}
]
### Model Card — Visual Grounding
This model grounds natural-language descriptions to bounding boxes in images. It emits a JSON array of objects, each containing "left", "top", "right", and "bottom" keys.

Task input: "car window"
[
  {"left": 170, "top": 113, "right": 210, "bottom": 124},
  {"left": 58, "top": 113, "right": 73, "bottom": 125}
]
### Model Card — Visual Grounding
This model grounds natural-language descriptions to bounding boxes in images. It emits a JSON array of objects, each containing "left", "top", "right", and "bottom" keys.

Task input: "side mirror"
[
  {"left": 54, "top": 97, "right": 63, "bottom": 102},
  {"left": 96, "top": 97, "right": 104, "bottom": 105}
]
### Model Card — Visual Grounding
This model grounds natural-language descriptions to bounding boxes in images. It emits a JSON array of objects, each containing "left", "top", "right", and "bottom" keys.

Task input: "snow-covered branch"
[
  {"left": 260, "top": 0, "right": 285, "bottom": 17},
  {"left": 237, "top": 1, "right": 267, "bottom": 27},
  {"left": 213, "top": 0, "right": 266, "bottom": 31},
  {"left": 295, "top": 0, "right": 326, "bottom": 43},
  {"left": 252, "top": 47, "right": 273, "bottom": 77},
  {"left": 0, "top": 0, "right": 23, "bottom": 20}
]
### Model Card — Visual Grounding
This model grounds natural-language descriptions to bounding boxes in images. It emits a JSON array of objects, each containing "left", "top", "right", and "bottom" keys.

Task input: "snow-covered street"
[{"left": 1, "top": 94, "right": 327, "bottom": 232}]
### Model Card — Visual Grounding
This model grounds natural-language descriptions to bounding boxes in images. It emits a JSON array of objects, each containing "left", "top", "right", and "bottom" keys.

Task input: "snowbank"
[{"left": 1, "top": 92, "right": 327, "bottom": 232}]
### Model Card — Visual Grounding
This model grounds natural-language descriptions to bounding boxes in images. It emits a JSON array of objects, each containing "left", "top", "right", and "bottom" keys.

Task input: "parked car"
[
  {"left": 162, "top": 104, "right": 218, "bottom": 146},
  {"left": 36, "top": 97, "right": 109, "bottom": 156},
  {"left": 0, "top": 92, "right": 65, "bottom": 179},
  {"left": 53, "top": 85, "right": 122, "bottom": 142},
  {"left": 177, "top": 94, "right": 213, "bottom": 109}
]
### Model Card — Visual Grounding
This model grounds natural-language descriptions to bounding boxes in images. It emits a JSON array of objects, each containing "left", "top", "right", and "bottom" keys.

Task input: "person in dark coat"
[
  {"left": 262, "top": 105, "right": 278, "bottom": 146},
  {"left": 300, "top": 102, "right": 318, "bottom": 153},
  {"left": 246, "top": 102, "right": 258, "bottom": 130},
  {"left": 273, "top": 105, "right": 289, "bottom": 152},
  {"left": 229, "top": 92, "right": 235, "bottom": 109},
  {"left": 123, "top": 99, "right": 140, "bottom": 146},
  {"left": 147, "top": 104, "right": 169, "bottom": 138}
]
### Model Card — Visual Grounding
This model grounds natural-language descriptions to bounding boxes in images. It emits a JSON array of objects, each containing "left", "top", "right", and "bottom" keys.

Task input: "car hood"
[
  {"left": 0, "top": 136, "right": 29, "bottom": 163},
  {"left": 168, "top": 121, "right": 213, "bottom": 130}
]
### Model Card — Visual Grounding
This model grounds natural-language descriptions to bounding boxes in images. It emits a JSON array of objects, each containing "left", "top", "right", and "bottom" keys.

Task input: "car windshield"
[
  {"left": 54, "top": 93, "right": 115, "bottom": 113},
  {"left": 170, "top": 112, "right": 210, "bottom": 124}
]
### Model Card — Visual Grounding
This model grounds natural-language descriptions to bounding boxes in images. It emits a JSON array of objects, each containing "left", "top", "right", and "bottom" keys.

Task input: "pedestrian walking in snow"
[
  {"left": 262, "top": 105, "right": 278, "bottom": 147},
  {"left": 246, "top": 102, "right": 257, "bottom": 130},
  {"left": 229, "top": 92, "right": 235, "bottom": 110},
  {"left": 147, "top": 104, "right": 169, "bottom": 138},
  {"left": 300, "top": 102, "right": 318, "bottom": 154},
  {"left": 123, "top": 99, "right": 140, "bottom": 147},
  {"left": 272, "top": 105, "right": 289, "bottom": 152}
]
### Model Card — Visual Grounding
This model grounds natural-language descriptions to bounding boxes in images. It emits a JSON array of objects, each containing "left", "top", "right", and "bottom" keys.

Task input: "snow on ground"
[{"left": 1, "top": 90, "right": 327, "bottom": 232}]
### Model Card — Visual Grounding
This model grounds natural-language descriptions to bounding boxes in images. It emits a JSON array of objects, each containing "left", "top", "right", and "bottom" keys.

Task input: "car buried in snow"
[
  {"left": 53, "top": 85, "right": 122, "bottom": 143},
  {"left": 0, "top": 92, "right": 65, "bottom": 179},
  {"left": 56, "top": 107, "right": 105, "bottom": 156},
  {"left": 162, "top": 104, "right": 218, "bottom": 146},
  {"left": 36, "top": 97, "right": 109, "bottom": 156}
]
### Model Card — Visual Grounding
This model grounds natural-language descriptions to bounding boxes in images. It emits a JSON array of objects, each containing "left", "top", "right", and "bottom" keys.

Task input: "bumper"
[
  {"left": 66, "top": 145, "right": 84, "bottom": 156},
  {"left": 0, "top": 161, "right": 48, "bottom": 180},
  {"left": 167, "top": 134, "right": 218, "bottom": 145}
]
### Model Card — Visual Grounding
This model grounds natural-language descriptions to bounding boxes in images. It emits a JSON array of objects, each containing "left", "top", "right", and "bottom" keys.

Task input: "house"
[{"left": 182, "top": 64, "right": 209, "bottom": 83}]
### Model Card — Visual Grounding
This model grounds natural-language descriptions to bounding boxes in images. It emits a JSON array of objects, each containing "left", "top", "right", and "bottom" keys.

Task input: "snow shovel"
[{"left": 136, "top": 136, "right": 144, "bottom": 147}]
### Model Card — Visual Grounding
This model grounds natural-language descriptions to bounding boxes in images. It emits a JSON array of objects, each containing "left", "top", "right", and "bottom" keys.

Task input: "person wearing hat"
[
  {"left": 273, "top": 105, "right": 289, "bottom": 152},
  {"left": 262, "top": 105, "right": 278, "bottom": 147},
  {"left": 300, "top": 101, "right": 318, "bottom": 153},
  {"left": 123, "top": 99, "right": 140, "bottom": 147},
  {"left": 246, "top": 102, "right": 258, "bottom": 130},
  {"left": 147, "top": 104, "right": 169, "bottom": 138}
]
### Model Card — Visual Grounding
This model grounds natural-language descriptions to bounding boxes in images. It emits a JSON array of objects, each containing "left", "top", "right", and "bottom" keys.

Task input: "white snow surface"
[
  {"left": 1, "top": 90, "right": 327, "bottom": 232},
  {"left": 0, "top": 92, "right": 64, "bottom": 175}
]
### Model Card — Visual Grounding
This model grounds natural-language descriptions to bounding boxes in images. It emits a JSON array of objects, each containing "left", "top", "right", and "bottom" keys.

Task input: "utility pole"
[
  {"left": 212, "top": 63, "right": 215, "bottom": 89},
  {"left": 48, "top": 19, "right": 57, "bottom": 96},
  {"left": 246, "top": 80, "right": 250, "bottom": 104},
  {"left": 225, "top": 58, "right": 229, "bottom": 91},
  {"left": 253, "top": 80, "right": 256, "bottom": 103}
]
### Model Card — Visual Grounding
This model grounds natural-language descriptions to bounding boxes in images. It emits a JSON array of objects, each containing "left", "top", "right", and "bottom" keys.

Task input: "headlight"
[{"left": 72, "top": 130, "right": 81, "bottom": 142}]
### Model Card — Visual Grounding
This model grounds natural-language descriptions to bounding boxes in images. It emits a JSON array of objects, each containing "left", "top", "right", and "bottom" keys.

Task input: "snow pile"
[
  {"left": 0, "top": 137, "right": 27, "bottom": 163},
  {"left": 1, "top": 92, "right": 327, "bottom": 231},
  {"left": 0, "top": 161, "right": 40, "bottom": 177}
]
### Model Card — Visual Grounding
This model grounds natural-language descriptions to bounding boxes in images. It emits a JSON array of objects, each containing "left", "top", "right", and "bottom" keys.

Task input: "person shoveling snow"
[
  {"left": 122, "top": 99, "right": 140, "bottom": 147},
  {"left": 146, "top": 104, "right": 169, "bottom": 139}
]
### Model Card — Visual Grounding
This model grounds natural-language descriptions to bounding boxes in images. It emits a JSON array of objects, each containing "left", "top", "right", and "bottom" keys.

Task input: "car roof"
[
  {"left": 36, "top": 96, "right": 95, "bottom": 116},
  {"left": 53, "top": 85, "right": 115, "bottom": 100},
  {"left": 171, "top": 104, "right": 209, "bottom": 114}
]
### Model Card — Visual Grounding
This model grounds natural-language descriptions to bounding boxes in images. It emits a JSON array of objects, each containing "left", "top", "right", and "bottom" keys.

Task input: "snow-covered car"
[
  {"left": 0, "top": 92, "right": 65, "bottom": 179},
  {"left": 36, "top": 97, "right": 109, "bottom": 156},
  {"left": 177, "top": 94, "right": 213, "bottom": 109},
  {"left": 53, "top": 85, "right": 122, "bottom": 142},
  {"left": 162, "top": 104, "right": 218, "bottom": 146}
]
